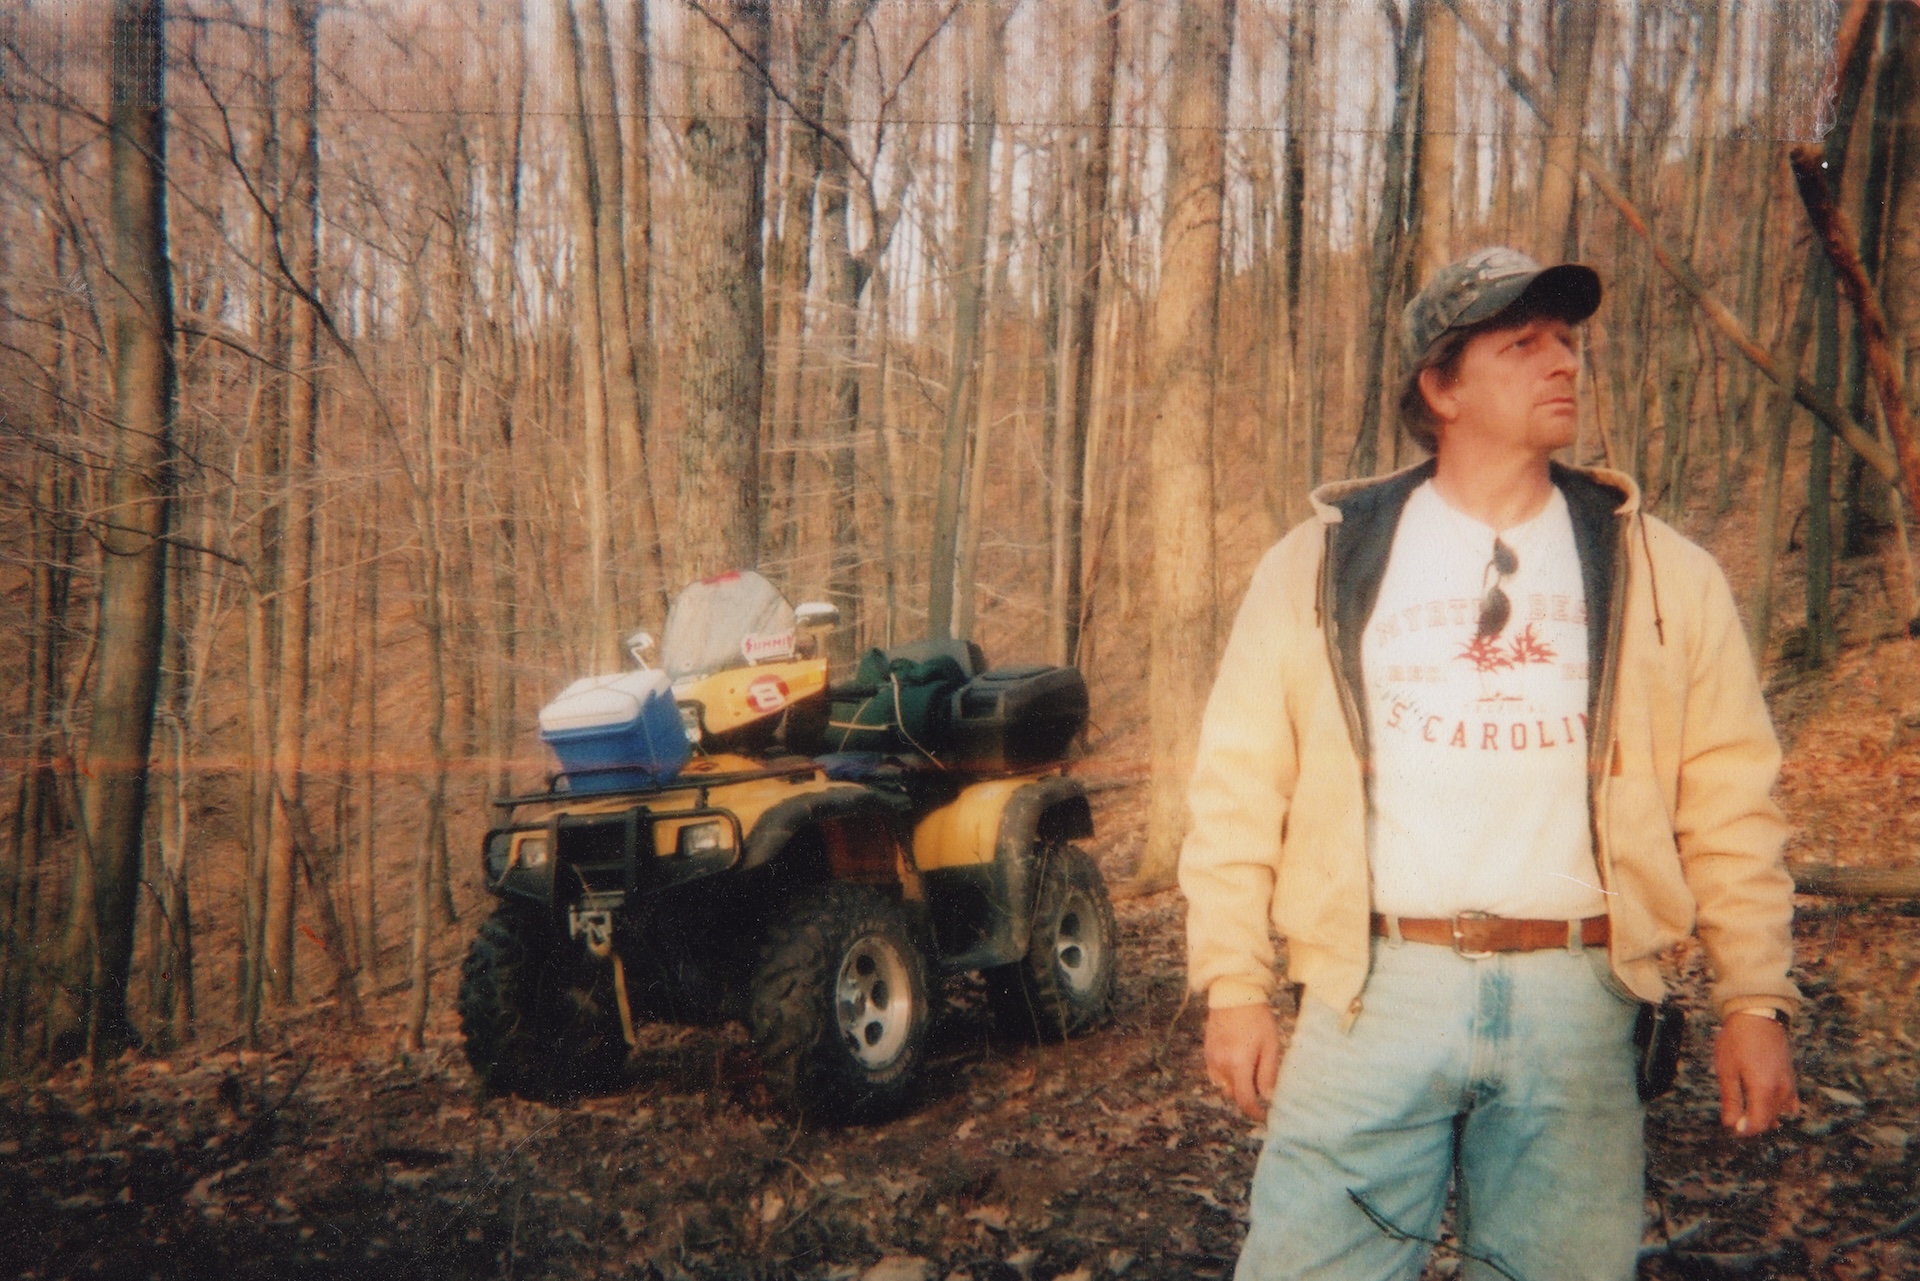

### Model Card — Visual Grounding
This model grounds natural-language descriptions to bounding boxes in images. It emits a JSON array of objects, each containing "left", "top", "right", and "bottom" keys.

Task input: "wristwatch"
[{"left": 1733, "top": 1007, "right": 1790, "bottom": 1031}]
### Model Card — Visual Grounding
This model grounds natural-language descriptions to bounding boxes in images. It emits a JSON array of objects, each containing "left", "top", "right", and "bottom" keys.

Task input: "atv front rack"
[{"left": 491, "top": 758, "right": 822, "bottom": 820}]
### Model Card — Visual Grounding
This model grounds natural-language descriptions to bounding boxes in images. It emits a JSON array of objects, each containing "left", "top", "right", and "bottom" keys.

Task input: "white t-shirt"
[{"left": 1361, "top": 482, "right": 1607, "bottom": 921}]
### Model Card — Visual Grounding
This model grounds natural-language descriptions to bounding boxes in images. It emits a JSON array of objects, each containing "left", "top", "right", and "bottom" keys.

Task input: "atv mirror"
[
  {"left": 794, "top": 602, "right": 839, "bottom": 631},
  {"left": 625, "top": 629, "right": 655, "bottom": 667}
]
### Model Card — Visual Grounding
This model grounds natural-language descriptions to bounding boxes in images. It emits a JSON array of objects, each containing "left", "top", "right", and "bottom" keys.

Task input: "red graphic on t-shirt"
[
  {"left": 1457, "top": 634, "right": 1513, "bottom": 672},
  {"left": 1456, "top": 623, "right": 1557, "bottom": 673},
  {"left": 1507, "top": 624, "right": 1556, "bottom": 665}
]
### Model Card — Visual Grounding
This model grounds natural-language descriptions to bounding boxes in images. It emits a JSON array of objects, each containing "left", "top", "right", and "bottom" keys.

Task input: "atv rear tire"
[
  {"left": 458, "top": 905, "right": 628, "bottom": 1099},
  {"left": 986, "top": 843, "right": 1117, "bottom": 1042},
  {"left": 749, "top": 884, "right": 931, "bottom": 1122}
]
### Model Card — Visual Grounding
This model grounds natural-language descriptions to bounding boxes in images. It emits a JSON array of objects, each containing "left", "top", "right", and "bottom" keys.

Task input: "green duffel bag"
[{"left": 826, "top": 648, "right": 969, "bottom": 758}]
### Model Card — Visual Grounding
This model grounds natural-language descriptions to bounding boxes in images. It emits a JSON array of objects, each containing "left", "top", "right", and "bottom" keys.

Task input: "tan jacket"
[{"left": 1179, "top": 461, "right": 1798, "bottom": 1023}]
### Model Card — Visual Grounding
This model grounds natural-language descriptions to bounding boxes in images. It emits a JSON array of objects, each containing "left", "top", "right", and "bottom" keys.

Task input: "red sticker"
[{"left": 747, "top": 675, "right": 790, "bottom": 713}]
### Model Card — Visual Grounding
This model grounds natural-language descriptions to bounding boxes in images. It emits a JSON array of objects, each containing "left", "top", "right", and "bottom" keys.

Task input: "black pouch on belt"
[{"left": 1632, "top": 1001, "right": 1685, "bottom": 1101}]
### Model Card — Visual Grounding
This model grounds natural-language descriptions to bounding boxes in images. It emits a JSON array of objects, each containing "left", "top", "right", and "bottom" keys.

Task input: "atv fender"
[
  {"left": 917, "top": 775, "right": 1092, "bottom": 973},
  {"left": 741, "top": 785, "right": 915, "bottom": 887}
]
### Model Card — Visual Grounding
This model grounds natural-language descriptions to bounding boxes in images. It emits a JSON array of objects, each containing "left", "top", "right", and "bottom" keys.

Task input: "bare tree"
[
  {"left": 60, "top": 0, "right": 177, "bottom": 1061},
  {"left": 578, "top": 0, "right": 665, "bottom": 615},
  {"left": 1051, "top": 0, "right": 1120, "bottom": 668},
  {"left": 817, "top": 1, "right": 866, "bottom": 664},
  {"left": 1533, "top": 0, "right": 1597, "bottom": 260},
  {"left": 1414, "top": 0, "right": 1455, "bottom": 279},
  {"left": 678, "top": 0, "right": 770, "bottom": 582},
  {"left": 927, "top": 0, "right": 1001, "bottom": 640},
  {"left": 555, "top": 0, "right": 621, "bottom": 664},
  {"left": 762, "top": 5, "right": 835, "bottom": 581},
  {"left": 1886, "top": 2, "right": 1920, "bottom": 389},
  {"left": 1346, "top": 0, "right": 1423, "bottom": 479},
  {"left": 1135, "top": 0, "right": 1235, "bottom": 892},
  {"left": 264, "top": 0, "right": 320, "bottom": 1007}
]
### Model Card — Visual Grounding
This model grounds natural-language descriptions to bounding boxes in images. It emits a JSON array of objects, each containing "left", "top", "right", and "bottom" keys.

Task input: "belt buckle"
[{"left": 1451, "top": 911, "right": 1496, "bottom": 960}]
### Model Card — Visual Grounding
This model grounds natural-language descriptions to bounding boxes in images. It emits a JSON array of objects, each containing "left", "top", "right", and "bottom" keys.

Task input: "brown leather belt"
[{"left": 1371, "top": 912, "right": 1609, "bottom": 957}]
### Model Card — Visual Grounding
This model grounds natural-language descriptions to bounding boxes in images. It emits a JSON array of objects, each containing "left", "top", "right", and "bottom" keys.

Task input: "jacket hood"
[{"left": 1307, "top": 458, "right": 1642, "bottom": 525}]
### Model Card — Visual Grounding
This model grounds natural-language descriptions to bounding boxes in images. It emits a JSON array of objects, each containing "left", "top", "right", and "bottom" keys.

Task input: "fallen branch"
[{"left": 1787, "top": 862, "right": 1920, "bottom": 898}]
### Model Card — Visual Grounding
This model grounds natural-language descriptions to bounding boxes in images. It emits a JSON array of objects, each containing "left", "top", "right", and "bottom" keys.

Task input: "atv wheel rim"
[
  {"left": 836, "top": 934, "right": 914, "bottom": 1069},
  {"left": 1053, "top": 888, "right": 1105, "bottom": 995}
]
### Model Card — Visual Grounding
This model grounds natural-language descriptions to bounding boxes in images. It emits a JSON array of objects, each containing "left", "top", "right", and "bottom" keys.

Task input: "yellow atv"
[{"left": 458, "top": 570, "right": 1116, "bottom": 1122}]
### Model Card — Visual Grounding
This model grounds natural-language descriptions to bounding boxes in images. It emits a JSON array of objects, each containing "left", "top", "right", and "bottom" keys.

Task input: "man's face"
[{"left": 1427, "top": 315, "right": 1582, "bottom": 459}]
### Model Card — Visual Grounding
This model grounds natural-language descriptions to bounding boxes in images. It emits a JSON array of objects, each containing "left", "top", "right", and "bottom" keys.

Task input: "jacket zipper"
[
  {"left": 1584, "top": 509, "right": 1635, "bottom": 957},
  {"left": 1322, "top": 521, "right": 1371, "bottom": 774},
  {"left": 1321, "top": 519, "right": 1373, "bottom": 1023}
]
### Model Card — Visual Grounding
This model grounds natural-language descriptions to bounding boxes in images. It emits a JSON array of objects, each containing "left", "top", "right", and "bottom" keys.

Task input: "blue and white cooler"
[{"left": 537, "top": 669, "right": 690, "bottom": 793}]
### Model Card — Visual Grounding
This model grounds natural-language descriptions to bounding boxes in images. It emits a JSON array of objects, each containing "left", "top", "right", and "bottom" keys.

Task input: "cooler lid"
[{"left": 537, "top": 669, "right": 673, "bottom": 734}]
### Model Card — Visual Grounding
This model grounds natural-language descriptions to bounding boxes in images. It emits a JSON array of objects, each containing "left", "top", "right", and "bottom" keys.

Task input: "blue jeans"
[{"left": 1236, "top": 939, "right": 1645, "bottom": 1281}]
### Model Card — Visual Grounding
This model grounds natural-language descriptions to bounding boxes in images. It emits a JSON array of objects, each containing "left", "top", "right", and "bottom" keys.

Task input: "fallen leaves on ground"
[{"left": 5, "top": 633, "right": 1920, "bottom": 1279}]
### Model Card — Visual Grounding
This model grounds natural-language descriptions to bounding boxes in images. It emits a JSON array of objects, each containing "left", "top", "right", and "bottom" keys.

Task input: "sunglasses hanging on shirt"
[{"left": 1477, "top": 538, "right": 1518, "bottom": 638}]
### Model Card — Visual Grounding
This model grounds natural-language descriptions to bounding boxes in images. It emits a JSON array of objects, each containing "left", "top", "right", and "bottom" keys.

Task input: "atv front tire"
[
  {"left": 749, "top": 884, "right": 931, "bottom": 1122},
  {"left": 458, "top": 905, "right": 628, "bottom": 1099},
  {"left": 986, "top": 843, "right": 1117, "bottom": 1042}
]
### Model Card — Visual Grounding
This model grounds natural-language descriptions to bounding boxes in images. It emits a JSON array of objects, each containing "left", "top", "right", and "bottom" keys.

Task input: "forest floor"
[{"left": 5, "top": 546, "right": 1920, "bottom": 1280}]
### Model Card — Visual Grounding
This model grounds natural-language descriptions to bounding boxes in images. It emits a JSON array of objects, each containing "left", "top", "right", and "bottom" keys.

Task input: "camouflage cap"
[{"left": 1402, "top": 247, "right": 1602, "bottom": 366}]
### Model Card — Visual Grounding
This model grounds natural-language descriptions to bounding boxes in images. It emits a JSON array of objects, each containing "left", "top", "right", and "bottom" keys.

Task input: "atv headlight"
[
  {"left": 516, "top": 836, "right": 549, "bottom": 870},
  {"left": 675, "top": 821, "right": 725, "bottom": 858},
  {"left": 678, "top": 701, "right": 702, "bottom": 743},
  {"left": 484, "top": 830, "right": 513, "bottom": 882}
]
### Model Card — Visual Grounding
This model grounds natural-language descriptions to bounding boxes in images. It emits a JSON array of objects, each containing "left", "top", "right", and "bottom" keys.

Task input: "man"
[{"left": 1178, "top": 247, "right": 1798, "bottom": 1281}]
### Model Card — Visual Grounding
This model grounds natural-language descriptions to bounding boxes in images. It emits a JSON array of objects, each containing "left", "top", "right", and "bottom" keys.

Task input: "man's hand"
[
  {"left": 1714, "top": 1011, "right": 1798, "bottom": 1136},
  {"left": 1204, "top": 1003, "right": 1282, "bottom": 1120}
]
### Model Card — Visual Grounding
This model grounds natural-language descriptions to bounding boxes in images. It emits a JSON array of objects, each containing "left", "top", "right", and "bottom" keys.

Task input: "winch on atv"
[{"left": 458, "top": 570, "right": 1116, "bottom": 1122}]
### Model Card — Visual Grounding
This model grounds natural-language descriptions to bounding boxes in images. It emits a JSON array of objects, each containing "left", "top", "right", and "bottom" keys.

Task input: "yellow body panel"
[
  {"left": 680, "top": 659, "right": 828, "bottom": 736},
  {"left": 522, "top": 754, "right": 838, "bottom": 860},
  {"left": 910, "top": 775, "right": 1045, "bottom": 871}
]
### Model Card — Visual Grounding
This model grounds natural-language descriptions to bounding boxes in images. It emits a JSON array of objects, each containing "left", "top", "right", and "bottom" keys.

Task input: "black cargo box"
[{"left": 942, "top": 664, "right": 1089, "bottom": 771}]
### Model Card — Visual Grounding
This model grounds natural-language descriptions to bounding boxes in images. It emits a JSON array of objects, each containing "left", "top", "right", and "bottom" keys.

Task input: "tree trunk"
[
  {"left": 625, "top": 0, "right": 655, "bottom": 423},
  {"left": 1786, "top": 14, "right": 1889, "bottom": 667},
  {"left": 1807, "top": 274, "right": 1841, "bottom": 667},
  {"left": 819, "top": 20, "right": 864, "bottom": 666},
  {"left": 4, "top": 451, "right": 73, "bottom": 1066},
  {"left": 265, "top": 0, "right": 321, "bottom": 1007},
  {"left": 1654, "top": 3, "right": 1720, "bottom": 520},
  {"left": 1534, "top": 0, "right": 1597, "bottom": 260},
  {"left": 1725, "top": 143, "right": 1777, "bottom": 502},
  {"left": 956, "top": 94, "right": 1015, "bottom": 645},
  {"left": 1886, "top": 3, "right": 1920, "bottom": 392},
  {"left": 1490, "top": 0, "right": 1519, "bottom": 236},
  {"left": 927, "top": 0, "right": 1000, "bottom": 640},
  {"left": 578, "top": 0, "right": 665, "bottom": 613},
  {"left": 1748, "top": 267, "right": 1822, "bottom": 654},
  {"left": 555, "top": 0, "right": 620, "bottom": 668},
  {"left": 1794, "top": 140, "right": 1920, "bottom": 609},
  {"left": 1294, "top": 0, "right": 1324, "bottom": 496},
  {"left": 1414, "top": 0, "right": 1455, "bottom": 280},
  {"left": 1134, "top": 0, "right": 1235, "bottom": 892},
  {"left": 677, "top": 0, "right": 769, "bottom": 583},
  {"left": 764, "top": 6, "right": 834, "bottom": 584},
  {"left": 1347, "top": 0, "right": 1424, "bottom": 479},
  {"left": 1052, "top": 0, "right": 1119, "bottom": 669},
  {"left": 69, "top": 0, "right": 176, "bottom": 1062},
  {"left": 405, "top": 474, "right": 451, "bottom": 1051},
  {"left": 240, "top": 8, "right": 287, "bottom": 1041},
  {"left": 488, "top": 0, "right": 528, "bottom": 800},
  {"left": 150, "top": 509, "right": 193, "bottom": 1049},
  {"left": 358, "top": 480, "right": 382, "bottom": 980}
]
